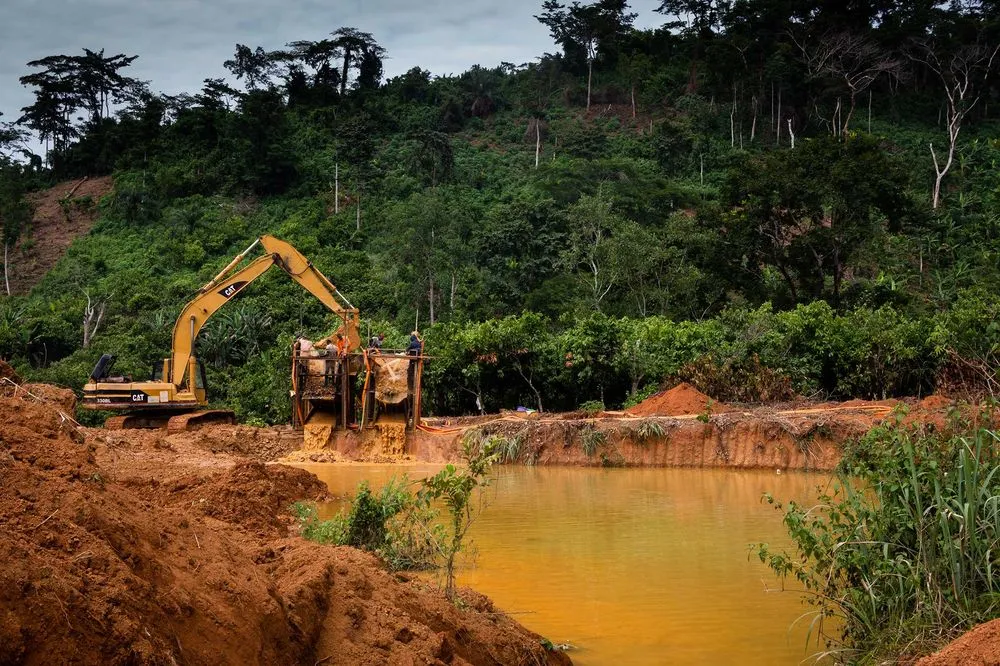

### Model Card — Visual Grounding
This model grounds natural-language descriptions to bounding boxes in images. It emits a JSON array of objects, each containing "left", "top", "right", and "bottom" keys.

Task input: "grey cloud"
[{"left": 1, "top": 0, "right": 661, "bottom": 128}]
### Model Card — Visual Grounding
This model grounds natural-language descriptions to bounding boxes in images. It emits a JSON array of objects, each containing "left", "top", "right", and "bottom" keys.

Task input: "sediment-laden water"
[{"left": 294, "top": 463, "right": 830, "bottom": 665}]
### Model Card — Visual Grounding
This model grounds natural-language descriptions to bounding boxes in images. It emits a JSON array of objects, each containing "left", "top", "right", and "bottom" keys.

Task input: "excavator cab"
[{"left": 89, "top": 354, "right": 130, "bottom": 383}]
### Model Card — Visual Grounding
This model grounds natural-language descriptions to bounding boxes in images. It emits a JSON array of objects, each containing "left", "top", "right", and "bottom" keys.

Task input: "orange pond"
[{"left": 291, "top": 463, "right": 833, "bottom": 666}]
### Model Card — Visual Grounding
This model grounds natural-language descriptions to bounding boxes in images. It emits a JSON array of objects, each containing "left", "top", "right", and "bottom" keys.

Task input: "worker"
[
  {"left": 407, "top": 330, "right": 423, "bottom": 391},
  {"left": 368, "top": 332, "right": 385, "bottom": 354},
  {"left": 334, "top": 332, "right": 348, "bottom": 357},
  {"left": 406, "top": 330, "right": 423, "bottom": 356}
]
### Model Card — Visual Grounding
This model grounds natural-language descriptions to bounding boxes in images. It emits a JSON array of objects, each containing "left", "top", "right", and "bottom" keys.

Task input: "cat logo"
[
  {"left": 131, "top": 391, "right": 147, "bottom": 403},
  {"left": 219, "top": 281, "right": 248, "bottom": 299}
]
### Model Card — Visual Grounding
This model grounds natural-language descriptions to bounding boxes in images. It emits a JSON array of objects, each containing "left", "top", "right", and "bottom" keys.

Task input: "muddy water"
[{"left": 293, "top": 463, "right": 830, "bottom": 665}]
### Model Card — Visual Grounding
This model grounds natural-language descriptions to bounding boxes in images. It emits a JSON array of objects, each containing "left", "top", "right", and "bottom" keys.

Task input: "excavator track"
[
  {"left": 166, "top": 410, "right": 237, "bottom": 434},
  {"left": 104, "top": 414, "right": 173, "bottom": 430}
]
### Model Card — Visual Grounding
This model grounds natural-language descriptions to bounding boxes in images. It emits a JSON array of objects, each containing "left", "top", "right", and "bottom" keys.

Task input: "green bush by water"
[
  {"left": 292, "top": 476, "right": 441, "bottom": 571},
  {"left": 756, "top": 411, "right": 1000, "bottom": 663}
]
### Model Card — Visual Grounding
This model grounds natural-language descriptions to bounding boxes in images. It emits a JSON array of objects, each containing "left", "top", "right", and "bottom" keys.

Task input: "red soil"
[
  {"left": 917, "top": 619, "right": 1000, "bottom": 666},
  {"left": 8, "top": 176, "right": 113, "bottom": 295},
  {"left": 919, "top": 394, "right": 955, "bottom": 410},
  {"left": 0, "top": 391, "right": 570, "bottom": 665},
  {"left": 627, "top": 382, "right": 731, "bottom": 417},
  {"left": 0, "top": 358, "right": 22, "bottom": 384}
]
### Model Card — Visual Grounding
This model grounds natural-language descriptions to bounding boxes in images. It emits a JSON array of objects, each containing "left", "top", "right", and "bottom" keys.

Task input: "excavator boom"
[
  {"left": 83, "top": 235, "right": 361, "bottom": 427},
  {"left": 169, "top": 235, "right": 360, "bottom": 387}
]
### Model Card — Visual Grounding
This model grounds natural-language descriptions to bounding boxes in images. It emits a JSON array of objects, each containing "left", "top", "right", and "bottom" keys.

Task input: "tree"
[
  {"left": 331, "top": 28, "right": 384, "bottom": 95},
  {"left": 909, "top": 39, "right": 999, "bottom": 208},
  {"left": 793, "top": 31, "right": 903, "bottom": 136},
  {"left": 724, "top": 135, "right": 911, "bottom": 305},
  {"left": 562, "top": 194, "right": 626, "bottom": 311},
  {"left": 223, "top": 44, "right": 278, "bottom": 90},
  {"left": 535, "top": 0, "right": 637, "bottom": 110},
  {"left": 418, "top": 436, "right": 499, "bottom": 601}
]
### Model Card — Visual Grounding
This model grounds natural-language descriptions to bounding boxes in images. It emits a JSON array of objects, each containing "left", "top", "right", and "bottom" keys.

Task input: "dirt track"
[{"left": 0, "top": 390, "right": 570, "bottom": 666}]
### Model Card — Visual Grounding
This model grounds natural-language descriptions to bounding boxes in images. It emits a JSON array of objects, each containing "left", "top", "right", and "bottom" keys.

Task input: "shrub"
[
  {"left": 293, "top": 476, "right": 440, "bottom": 570},
  {"left": 580, "top": 426, "right": 606, "bottom": 457},
  {"left": 755, "top": 414, "right": 1000, "bottom": 662},
  {"left": 633, "top": 419, "right": 666, "bottom": 444}
]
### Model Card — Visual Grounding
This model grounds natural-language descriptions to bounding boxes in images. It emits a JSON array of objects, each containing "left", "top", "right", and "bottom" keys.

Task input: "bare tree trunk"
[
  {"left": 514, "top": 359, "right": 543, "bottom": 413},
  {"left": 334, "top": 163, "right": 339, "bottom": 214},
  {"left": 730, "top": 86, "right": 736, "bottom": 147},
  {"left": 356, "top": 186, "right": 361, "bottom": 231},
  {"left": 750, "top": 95, "right": 757, "bottom": 142},
  {"left": 586, "top": 58, "right": 593, "bottom": 111},
  {"left": 930, "top": 142, "right": 953, "bottom": 209},
  {"left": 428, "top": 277, "right": 435, "bottom": 325},
  {"left": 534, "top": 120, "right": 541, "bottom": 169},
  {"left": 450, "top": 272, "right": 456, "bottom": 312},
  {"left": 699, "top": 153, "right": 704, "bottom": 185},
  {"left": 867, "top": 90, "right": 872, "bottom": 133},
  {"left": 787, "top": 119, "right": 795, "bottom": 149},
  {"left": 770, "top": 83, "right": 774, "bottom": 141},
  {"left": 631, "top": 84, "right": 636, "bottom": 118},
  {"left": 3, "top": 242, "right": 9, "bottom": 296},
  {"left": 776, "top": 88, "right": 782, "bottom": 145},
  {"left": 82, "top": 292, "right": 107, "bottom": 349},
  {"left": 843, "top": 92, "right": 857, "bottom": 134}
]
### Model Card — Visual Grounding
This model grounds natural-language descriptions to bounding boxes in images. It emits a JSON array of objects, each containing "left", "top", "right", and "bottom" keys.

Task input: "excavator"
[{"left": 82, "top": 235, "right": 361, "bottom": 432}]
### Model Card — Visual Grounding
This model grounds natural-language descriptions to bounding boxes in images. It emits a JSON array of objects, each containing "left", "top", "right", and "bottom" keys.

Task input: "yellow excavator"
[{"left": 82, "top": 235, "right": 361, "bottom": 431}]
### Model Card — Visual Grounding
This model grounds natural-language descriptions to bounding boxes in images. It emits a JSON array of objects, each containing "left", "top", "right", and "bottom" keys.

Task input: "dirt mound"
[
  {"left": 20, "top": 382, "right": 77, "bottom": 412},
  {"left": 920, "top": 394, "right": 955, "bottom": 410},
  {"left": 164, "top": 461, "right": 328, "bottom": 536},
  {"left": 916, "top": 619, "right": 1000, "bottom": 665},
  {"left": 271, "top": 544, "right": 571, "bottom": 666},
  {"left": 628, "top": 382, "right": 730, "bottom": 416},
  {"left": 1, "top": 392, "right": 568, "bottom": 665},
  {"left": 9, "top": 176, "right": 113, "bottom": 295},
  {"left": 175, "top": 424, "right": 303, "bottom": 461},
  {"left": 0, "top": 359, "right": 22, "bottom": 384}
]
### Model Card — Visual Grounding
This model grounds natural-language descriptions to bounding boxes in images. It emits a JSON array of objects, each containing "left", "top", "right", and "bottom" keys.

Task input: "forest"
[{"left": 0, "top": 0, "right": 998, "bottom": 422}]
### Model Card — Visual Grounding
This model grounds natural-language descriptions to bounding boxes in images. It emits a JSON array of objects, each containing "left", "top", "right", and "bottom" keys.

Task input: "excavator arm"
[{"left": 169, "top": 235, "right": 361, "bottom": 387}]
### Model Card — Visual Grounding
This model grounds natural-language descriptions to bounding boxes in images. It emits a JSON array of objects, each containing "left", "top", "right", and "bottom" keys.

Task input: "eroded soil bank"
[
  {"left": 0, "top": 389, "right": 569, "bottom": 666},
  {"left": 288, "top": 388, "right": 953, "bottom": 472}
]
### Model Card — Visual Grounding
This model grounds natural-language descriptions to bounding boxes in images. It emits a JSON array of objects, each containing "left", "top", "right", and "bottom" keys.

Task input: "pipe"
[{"left": 200, "top": 238, "right": 261, "bottom": 292}]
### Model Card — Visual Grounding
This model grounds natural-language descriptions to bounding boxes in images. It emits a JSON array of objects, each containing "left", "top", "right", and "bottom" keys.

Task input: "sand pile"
[
  {"left": 628, "top": 382, "right": 730, "bottom": 417},
  {"left": 0, "top": 388, "right": 569, "bottom": 666}
]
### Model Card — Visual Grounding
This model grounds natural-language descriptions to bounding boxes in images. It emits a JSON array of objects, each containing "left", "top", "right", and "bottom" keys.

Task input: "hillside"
[
  {"left": 0, "top": 2, "right": 995, "bottom": 421},
  {"left": 9, "top": 176, "right": 113, "bottom": 295}
]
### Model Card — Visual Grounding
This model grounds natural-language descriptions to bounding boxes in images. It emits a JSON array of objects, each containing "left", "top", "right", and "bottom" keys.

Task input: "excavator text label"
[{"left": 219, "top": 281, "right": 248, "bottom": 299}]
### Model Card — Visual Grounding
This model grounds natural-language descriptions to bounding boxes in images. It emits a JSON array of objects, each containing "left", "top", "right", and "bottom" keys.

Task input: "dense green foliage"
[
  {"left": 293, "top": 436, "right": 499, "bottom": 589},
  {"left": 292, "top": 476, "right": 442, "bottom": 571},
  {"left": 0, "top": 1, "right": 998, "bottom": 420},
  {"left": 756, "top": 414, "right": 1000, "bottom": 663}
]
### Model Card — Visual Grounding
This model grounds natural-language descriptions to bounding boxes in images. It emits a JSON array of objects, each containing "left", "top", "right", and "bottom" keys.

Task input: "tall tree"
[
  {"left": 331, "top": 28, "right": 385, "bottom": 95},
  {"left": 536, "top": 0, "right": 637, "bottom": 110},
  {"left": 793, "top": 32, "right": 903, "bottom": 136},
  {"left": 223, "top": 44, "right": 278, "bottom": 91}
]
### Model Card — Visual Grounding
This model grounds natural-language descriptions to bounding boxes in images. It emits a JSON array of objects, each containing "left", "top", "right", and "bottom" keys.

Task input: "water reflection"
[{"left": 293, "top": 463, "right": 831, "bottom": 666}]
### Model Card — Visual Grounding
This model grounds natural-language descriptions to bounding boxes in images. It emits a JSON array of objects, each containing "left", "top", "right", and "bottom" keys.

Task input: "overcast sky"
[{"left": 1, "top": 0, "right": 663, "bottom": 131}]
